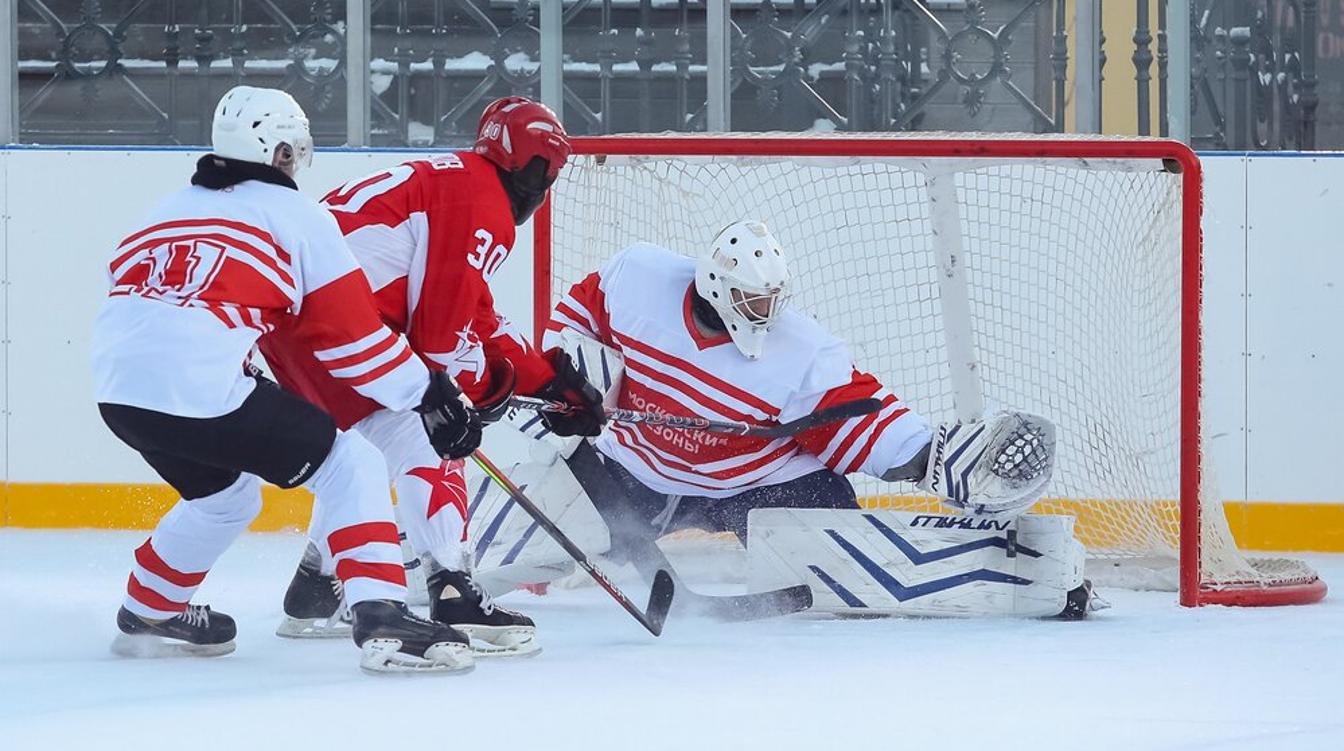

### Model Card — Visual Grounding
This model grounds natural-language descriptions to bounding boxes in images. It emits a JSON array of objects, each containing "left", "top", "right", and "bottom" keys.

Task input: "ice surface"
[{"left": 1, "top": 529, "right": 1341, "bottom": 751}]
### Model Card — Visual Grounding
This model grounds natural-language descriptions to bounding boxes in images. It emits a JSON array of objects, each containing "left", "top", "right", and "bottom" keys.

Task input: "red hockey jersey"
[{"left": 261, "top": 152, "right": 552, "bottom": 429}]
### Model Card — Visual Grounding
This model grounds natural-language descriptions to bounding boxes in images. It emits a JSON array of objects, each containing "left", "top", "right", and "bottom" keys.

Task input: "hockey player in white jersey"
[
  {"left": 92, "top": 86, "right": 484, "bottom": 673},
  {"left": 534, "top": 220, "right": 1086, "bottom": 618}
]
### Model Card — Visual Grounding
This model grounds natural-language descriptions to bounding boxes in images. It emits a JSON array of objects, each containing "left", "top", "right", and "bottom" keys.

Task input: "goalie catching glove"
[{"left": 912, "top": 411, "right": 1056, "bottom": 517}]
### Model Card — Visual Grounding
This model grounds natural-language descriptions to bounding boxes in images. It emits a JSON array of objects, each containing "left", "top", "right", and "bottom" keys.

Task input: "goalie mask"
[
  {"left": 695, "top": 221, "right": 791, "bottom": 360},
  {"left": 211, "top": 86, "right": 313, "bottom": 173}
]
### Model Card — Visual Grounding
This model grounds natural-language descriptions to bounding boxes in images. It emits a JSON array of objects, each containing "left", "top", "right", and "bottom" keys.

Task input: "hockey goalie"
[{"left": 479, "top": 220, "right": 1097, "bottom": 619}]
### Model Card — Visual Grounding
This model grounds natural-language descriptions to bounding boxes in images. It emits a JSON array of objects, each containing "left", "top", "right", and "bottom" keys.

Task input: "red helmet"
[{"left": 475, "top": 96, "right": 571, "bottom": 180}]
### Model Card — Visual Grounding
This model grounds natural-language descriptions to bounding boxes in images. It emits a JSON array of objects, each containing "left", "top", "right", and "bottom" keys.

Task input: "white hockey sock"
[
  {"left": 305, "top": 430, "right": 407, "bottom": 605},
  {"left": 123, "top": 474, "right": 262, "bottom": 620},
  {"left": 355, "top": 409, "right": 468, "bottom": 572}
]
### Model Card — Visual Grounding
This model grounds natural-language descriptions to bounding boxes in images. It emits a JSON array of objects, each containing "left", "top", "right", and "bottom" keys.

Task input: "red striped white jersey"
[
  {"left": 91, "top": 178, "right": 428, "bottom": 418},
  {"left": 544, "top": 243, "right": 931, "bottom": 499}
]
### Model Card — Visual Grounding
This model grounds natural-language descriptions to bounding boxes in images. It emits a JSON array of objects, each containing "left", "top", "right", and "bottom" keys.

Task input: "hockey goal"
[{"left": 532, "top": 133, "right": 1326, "bottom": 607}]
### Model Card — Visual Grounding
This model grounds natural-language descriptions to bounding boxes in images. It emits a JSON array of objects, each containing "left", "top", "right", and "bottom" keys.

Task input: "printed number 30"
[{"left": 467, "top": 229, "right": 510, "bottom": 281}]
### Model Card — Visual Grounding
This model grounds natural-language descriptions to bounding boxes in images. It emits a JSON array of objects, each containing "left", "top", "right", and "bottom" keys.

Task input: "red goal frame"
[{"left": 532, "top": 134, "right": 1325, "bottom": 608}]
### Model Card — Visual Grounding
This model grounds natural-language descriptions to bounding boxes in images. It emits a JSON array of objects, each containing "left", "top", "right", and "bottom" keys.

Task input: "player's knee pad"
[
  {"left": 746, "top": 508, "right": 1086, "bottom": 618},
  {"left": 187, "top": 473, "right": 263, "bottom": 528},
  {"left": 354, "top": 408, "right": 438, "bottom": 479},
  {"left": 307, "top": 429, "right": 389, "bottom": 497}
]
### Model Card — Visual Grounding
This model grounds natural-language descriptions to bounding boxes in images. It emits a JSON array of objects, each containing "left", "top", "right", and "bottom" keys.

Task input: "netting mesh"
[{"left": 545, "top": 138, "right": 1317, "bottom": 594}]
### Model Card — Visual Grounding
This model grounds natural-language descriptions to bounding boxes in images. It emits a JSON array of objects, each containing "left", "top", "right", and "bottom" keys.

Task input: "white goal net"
[{"left": 537, "top": 133, "right": 1323, "bottom": 606}]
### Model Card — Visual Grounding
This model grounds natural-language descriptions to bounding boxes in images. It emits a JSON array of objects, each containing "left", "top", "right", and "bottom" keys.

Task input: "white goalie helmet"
[
  {"left": 211, "top": 85, "right": 313, "bottom": 172},
  {"left": 695, "top": 220, "right": 791, "bottom": 360}
]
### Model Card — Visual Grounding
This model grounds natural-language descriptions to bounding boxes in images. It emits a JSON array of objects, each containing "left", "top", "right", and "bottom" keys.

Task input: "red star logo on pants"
[{"left": 407, "top": 459, "right": 469, "bottom": 541}]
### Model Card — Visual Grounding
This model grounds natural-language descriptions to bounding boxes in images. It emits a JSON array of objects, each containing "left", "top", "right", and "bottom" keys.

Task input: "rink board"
[{"left": 0, "top": 148, "right": 1340, "bottom": 552}]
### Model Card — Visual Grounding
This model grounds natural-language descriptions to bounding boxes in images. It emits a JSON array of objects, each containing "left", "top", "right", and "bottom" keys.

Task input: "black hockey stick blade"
[
  {"left": 643, "top": 569, "right": 676, "bottom": 636},
  {"left": 679, "top": 582, "right": 814, "bottom": 622},
  {"left": 744, "top": 397, "right": 885, "bottom": 438},
  {"left": 563, "top": 441, "right": 814, "bottom": 622}
]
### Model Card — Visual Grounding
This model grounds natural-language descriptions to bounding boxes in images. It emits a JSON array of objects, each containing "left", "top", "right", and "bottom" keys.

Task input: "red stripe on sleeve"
[
  {"left": 134, "top": 540, "right": 208, "bottom": 588},
  {"left": 126, "top": 573, "right": 189, "bottom": 613},
  {"left": 820, "top": 395, "right": 897, "bottom": 470},
  {"left": 319, "top": 329, "right": 400, "bottom": 371},
  {"left": 327, "top": 521, "right": 401, "bottom": 556},
  {"left": 339, "top": 345, "right": 415, "bottom": 387},
  {"left": 844, "top": 405, "right": 912, "bottom": 474},
  {"left": 335, "top": 560, "right": 408, "bottom": 587}
]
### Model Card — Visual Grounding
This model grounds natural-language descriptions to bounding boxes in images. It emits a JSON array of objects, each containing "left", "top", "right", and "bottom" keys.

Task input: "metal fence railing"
[{"left": 0, "top": 1, "right": 1324, "bottom": 150}]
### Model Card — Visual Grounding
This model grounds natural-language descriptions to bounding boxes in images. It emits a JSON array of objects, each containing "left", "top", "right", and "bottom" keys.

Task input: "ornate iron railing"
[{"left": 3, "top": 0, "right": 1325, "bottom": 149}]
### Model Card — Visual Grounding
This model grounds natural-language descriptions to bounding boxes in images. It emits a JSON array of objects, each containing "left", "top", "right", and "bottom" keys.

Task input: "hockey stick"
[
  {"left": 509, "top": 396, "right": 884, "bottom": 438},
  {"left": 470, "top": 450, "right": 675, "bottom": 637},
  {"left": 565, "top": 443, "right": 813, "bottom": 622}
]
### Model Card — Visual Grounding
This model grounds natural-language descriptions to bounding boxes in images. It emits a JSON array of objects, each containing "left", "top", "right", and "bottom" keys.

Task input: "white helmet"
[
  {"left": 211, "top": 85, "right": 313, "bottom": 171},
  {"left": 695, "top": 221, "right": 791, "bottom": 360}
]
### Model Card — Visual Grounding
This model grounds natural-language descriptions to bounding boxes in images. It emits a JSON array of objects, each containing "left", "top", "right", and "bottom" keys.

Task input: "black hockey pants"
[{"left": 98, "top": 375, "right": 337, "bottom": 500}]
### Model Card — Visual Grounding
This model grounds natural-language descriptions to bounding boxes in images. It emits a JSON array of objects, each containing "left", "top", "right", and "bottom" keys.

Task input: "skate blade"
[
  {"left": 111, "top": 633, "right": 235, "bottom": 659},
  {"left": 358, "top": 638, "right": 475, "bottom": 675},
  {"left": 454, "top": 624, "right": 542, "bottom": 659},
  {"left": 275, "top": 615, "right": 353, "bottom": 639}
]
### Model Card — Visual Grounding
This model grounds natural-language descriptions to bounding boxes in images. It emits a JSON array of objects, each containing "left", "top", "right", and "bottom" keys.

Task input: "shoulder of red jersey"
[{"left": 401, "top": 151, "right": 497, "bottom": 183}]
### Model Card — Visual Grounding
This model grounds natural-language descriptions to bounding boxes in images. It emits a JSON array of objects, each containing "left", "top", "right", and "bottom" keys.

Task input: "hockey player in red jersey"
[
  {"left": 260, "top": 96, "right": 603, "bottom": 656},
  {"left": 544, "top": 221, "right": 1057, "bottom": 573},
  {"left": 93, "top": 86, "right": 485, "bottom": 673}
]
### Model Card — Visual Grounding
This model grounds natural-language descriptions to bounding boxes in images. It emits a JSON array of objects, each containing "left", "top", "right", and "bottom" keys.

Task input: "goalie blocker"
[{"left": 747, "top": 508, "right": 1095, "bottom": 619}]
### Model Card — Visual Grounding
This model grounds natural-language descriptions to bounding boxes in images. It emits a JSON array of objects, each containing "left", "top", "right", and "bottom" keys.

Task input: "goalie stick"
[
  {"left": 470, "top": 450, "right": 675, "bottom": 637},
  {"left": 565, "top": 443, "right": 813, "bottom": 622},
  {"left": 510, "top": 396, "right": 884, "bottom": 438}
]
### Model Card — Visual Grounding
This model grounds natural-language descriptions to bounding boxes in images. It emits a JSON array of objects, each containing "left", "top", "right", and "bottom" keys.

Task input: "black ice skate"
[
  {"left": 1053, "top": 579, "right": 1110, "bottom": 620},
  {"left": 275, "top": 553, "right": 350, "bottom": 639},
  {"left": 111, "top": 605, "right": 237, "bottom": 658},
  {"left": 428, "top": 568, "right": 540, "bottom": 658},
  {"left": 351, "top": 599, "right": 473, "bottom": 675}
]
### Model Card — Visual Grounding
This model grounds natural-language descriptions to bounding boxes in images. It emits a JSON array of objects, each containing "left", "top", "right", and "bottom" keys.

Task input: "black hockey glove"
[
  {"left": 534, "top": 350, "right": 606, "bottom": 437},
  {"left": 474, "top": 357, "right": 517, "bottom": 425},
  {"left": 416, "top": 370, "right": 483, "bottom": 460}
]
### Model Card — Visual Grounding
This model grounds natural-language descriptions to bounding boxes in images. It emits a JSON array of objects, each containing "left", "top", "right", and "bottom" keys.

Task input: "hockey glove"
[
  {"left": 416, "top": 371, "right": 483, "bottom": 460},
  {"left": 473, "top": 358, "right": 517, "bottom": 425},
  {"left": 534, "top": 350, "right": 605, "bottom": 437},
  {"left": 916, "top": 410, "right": 1056, "bottom": 517}
]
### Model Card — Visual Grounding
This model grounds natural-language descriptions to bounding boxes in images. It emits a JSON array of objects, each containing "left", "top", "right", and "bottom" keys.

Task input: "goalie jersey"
[
  {"left": 91, "top": 177, "right": 428, "bottom": 419},
  {"left": 543, "top": 243, "right": 931, "bottom": 499}
]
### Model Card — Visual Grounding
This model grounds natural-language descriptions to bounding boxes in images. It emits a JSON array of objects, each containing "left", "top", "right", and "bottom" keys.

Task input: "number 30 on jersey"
[{"left": 467, "top": 229, "right": 510, "bottom": 281}]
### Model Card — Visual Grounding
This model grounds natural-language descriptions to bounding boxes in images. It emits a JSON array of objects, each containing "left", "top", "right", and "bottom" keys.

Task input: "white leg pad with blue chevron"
[
  {"left": 746, "top": 509, "right": 1086, "bottom": 618},
  {"left": 465, "top": 443, "right": 612, "bottom": 597}
]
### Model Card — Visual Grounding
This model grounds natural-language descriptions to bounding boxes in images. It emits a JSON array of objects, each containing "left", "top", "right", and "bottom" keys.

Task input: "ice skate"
[
  {"left": 352, "top": 600, "right": 474, "bottom": 675},
  {"left": 111, "top": 605, "right": 237, "bottom": 658},
  {"left": 275, "top": 552, "right": 350, "bottom": 639},
  {"left": 1054, "top": 579, "right": 1109, "bottom": 620},
  {"left": 428, "top": 568, "right": 540, "bottom": 658}
]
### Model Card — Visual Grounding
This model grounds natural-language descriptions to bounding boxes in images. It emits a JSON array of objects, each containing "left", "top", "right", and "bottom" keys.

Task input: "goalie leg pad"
[
  {"left": 747, "top": 508, "right": 1085, "bottom": 618},
  {"left": 466, "top": 442, "right": 611, "bottom": 596}
]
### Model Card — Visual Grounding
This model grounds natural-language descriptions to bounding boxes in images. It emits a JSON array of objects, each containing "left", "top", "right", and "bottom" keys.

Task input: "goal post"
[{"left": 533, "top": 133, "right": 1325, "bottom": 608}]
